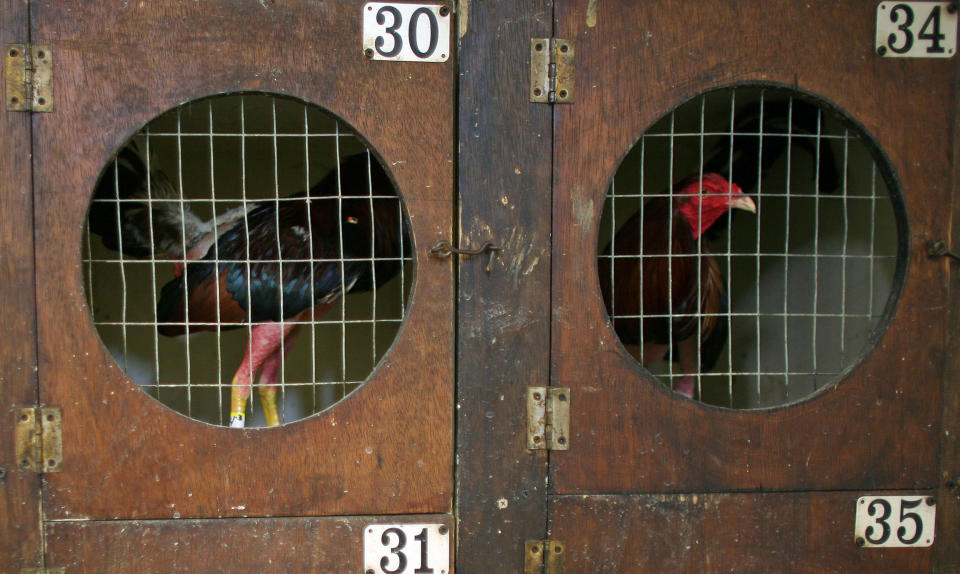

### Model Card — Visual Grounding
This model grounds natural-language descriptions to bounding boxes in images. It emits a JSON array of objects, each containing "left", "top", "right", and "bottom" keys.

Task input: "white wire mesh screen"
[
  {"left": 597, "top": 86, "right": 905, "bottom": 409},
  {"left": 84, "top": 94, "right": 413, "bottom": 427}
]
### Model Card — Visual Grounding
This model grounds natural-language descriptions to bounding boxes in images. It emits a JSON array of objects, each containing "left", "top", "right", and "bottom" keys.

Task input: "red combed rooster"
[
  {"left": 89, "top": 146, "right": 408, "bottom": 427},
  {"left": 599, "top": 173, "right": 756, "bottom": 398}
]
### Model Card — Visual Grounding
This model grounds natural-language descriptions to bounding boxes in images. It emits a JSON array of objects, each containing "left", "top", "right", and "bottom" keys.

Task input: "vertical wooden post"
[
  {"left": 0, "top": 0, "right": 42, "bottom": 570},
  {"left": 455, "top": 1, "right": 554, "bottom": 570}
]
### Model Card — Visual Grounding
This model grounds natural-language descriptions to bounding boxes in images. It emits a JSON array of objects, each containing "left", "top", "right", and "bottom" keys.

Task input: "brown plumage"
[{"left": 599, "top": 173, "right": 755, "bottom": 398}]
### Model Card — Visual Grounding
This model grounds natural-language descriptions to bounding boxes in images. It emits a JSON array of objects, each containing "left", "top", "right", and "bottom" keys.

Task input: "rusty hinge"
[
  {"left": 15, "top": 407, "right": 62, "bottom": 473},
  {"left": 22, "top": 568, "right": 66, "bottom": 574},
  {"left": 5, "top": 44, "right": 53, "bottom": 112},
  {"left": 525, "top": 539, "right": 565, "bottom": 574},
  {"left": 529, "top": 38, "right": 574, "bottom": 104},
  {"left": 526, "top": 387, "right": 570, "bottom": 450}
]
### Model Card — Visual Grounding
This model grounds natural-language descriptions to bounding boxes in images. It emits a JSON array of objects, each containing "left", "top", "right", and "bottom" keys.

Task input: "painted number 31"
[
  {"left": 877, "top": 2, "right": 958, "bottom": 58},
  {"left": 364, "top": 524, "right": 450, "bottom": 574}
]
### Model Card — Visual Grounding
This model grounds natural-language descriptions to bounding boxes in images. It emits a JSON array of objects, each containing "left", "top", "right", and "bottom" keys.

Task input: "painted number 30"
[{"left": 374, "top": 6, "right": 440, "bottom": 59}]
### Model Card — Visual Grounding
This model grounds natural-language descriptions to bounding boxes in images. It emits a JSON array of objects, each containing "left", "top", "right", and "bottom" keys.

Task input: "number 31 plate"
[
  {"left": 363, "top": 3, "right": 451, "bottom": 62},
  {"left": 364, "top": 523, "right": 450, "bottom": 574},
  {"left": 855, "top": 496, "right": 936, "bottom": 548}
]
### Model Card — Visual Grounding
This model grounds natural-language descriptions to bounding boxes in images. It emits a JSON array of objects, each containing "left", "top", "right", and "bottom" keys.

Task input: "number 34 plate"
[
  {"left": 876, "top": 2, "right": 957, "bottom": 58},
  {"left": 855, "top": 496, "right": 936, "bottom": 548},
  {"left": 364, "top": 523, "right": 450, "bottom": 574}
]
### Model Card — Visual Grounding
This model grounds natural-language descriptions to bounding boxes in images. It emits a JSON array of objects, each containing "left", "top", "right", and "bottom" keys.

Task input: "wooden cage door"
[
  {"left": 30, "top": 2, "right": 454, "bottom": 572},
  {"left": 548, "top": 1, "right": 955, "bottom": 572}
]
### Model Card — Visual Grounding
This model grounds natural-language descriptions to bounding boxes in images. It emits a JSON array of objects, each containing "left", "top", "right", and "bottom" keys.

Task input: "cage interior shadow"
[
  {"left": 84, "top": 93, "right": 414, "bottom": 428},
  {"left": 597, "top": 85, "right": 906, "bottom": 409}
]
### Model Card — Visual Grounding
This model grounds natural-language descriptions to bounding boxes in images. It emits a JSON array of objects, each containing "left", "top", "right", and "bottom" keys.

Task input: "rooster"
[
  {"left": 599, "top": 174, "right": 755, "bottom": 398},
  {"left": 89, "top": 146, "right": 408, "bottom": 427}
]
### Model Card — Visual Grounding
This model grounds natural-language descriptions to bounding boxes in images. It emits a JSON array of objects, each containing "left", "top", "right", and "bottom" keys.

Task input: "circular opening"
[
  {"left": 84, "top": 93, "right": 413, "bottom": 427},
  {"left": 598, "top": 85, "right": 906, "bottom": 409}
]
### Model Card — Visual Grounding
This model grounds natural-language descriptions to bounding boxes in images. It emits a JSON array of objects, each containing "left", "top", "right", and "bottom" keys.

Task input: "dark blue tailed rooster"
[{"left": 89, "top": 148, "right": 408, "bottom": 427}]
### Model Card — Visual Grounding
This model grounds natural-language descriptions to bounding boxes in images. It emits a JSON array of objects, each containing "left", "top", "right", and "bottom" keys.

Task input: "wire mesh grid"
[
  {"left": 598, "top": 86, "right": 904, "bottom": 409},
  {"left": 84, "top": 93, "right": 413, "bottom": 427}
]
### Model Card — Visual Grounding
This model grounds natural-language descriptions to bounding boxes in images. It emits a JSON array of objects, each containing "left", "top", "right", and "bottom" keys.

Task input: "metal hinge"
[
  {"left": 529, "top": 38, "right": 574, "bottom": 104},
  {"left": 526, "top": 387, "right": 570, "bottom": 450},
  {"left": 525, "top": 539, "right": 565, "bottom": 574},
  {"left": 14, "top": 407, "right": 62, "bottom": 473},
  {"left": 5, "top": 44, "right": 53, "bottom": 112},
  {"left": 22, "top": 568, "right": 66, "bottom": 574}
]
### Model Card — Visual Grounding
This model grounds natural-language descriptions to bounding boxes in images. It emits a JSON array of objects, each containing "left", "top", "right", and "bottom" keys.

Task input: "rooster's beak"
[{"left": 730, "top": 195, "right": 757, "bottom": 213}]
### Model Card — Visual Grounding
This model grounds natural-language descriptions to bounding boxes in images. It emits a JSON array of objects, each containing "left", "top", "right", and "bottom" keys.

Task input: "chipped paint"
[
  {"left": 458, "top": 0, "right": 469, "bottom": 38},
  {"left": 586, "top": 0, "right": 599, "bottom": 27},
  {"left": 572, "top": 190, "right": 595, "bottom": 229}
]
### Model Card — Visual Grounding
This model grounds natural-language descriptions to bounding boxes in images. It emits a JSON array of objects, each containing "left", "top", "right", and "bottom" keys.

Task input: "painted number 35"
[
  {"left": 363, "top": 3, "right": 451, "bottom": 63},
  {"left": 855, "top": 496, "right": 936, "bottom": 548},
  {"left": 876, "top": 2, "right": 958, "bottom": 58}
]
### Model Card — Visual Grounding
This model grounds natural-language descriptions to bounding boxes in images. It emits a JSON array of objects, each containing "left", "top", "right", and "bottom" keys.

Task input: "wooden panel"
[
  {"left": 0, "top": 2, "right": 41, "bottom": 571},
  {"left": 933, "top": 47, "right": 960, "bottom": 574},
  {"left": 32, "top": 1, "right": 453, "bottom": 520},
  {"left": 455, "top": 1, "right": 554, "bottom": 569},
  {"left": 551, "top": 493, "right": 931, "bottom": 573},
  {"left": 550, "top": 0, "right": 951, "bottom": 493},
  {"left": 47, "top": 514, "right": 453, "bottom": 573}
]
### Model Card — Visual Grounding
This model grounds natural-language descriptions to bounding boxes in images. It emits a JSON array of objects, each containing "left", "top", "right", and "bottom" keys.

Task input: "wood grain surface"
[
  {"left": 454, "top": 0, "right": 554, "bottom": 570},
  {"left": 550, "top": 0, "right": 950, "bottom": 494},
  {"left": 550, "top": 492, "right": 932, "bottom": 573},
  {"left": 0, "top": 1, "right": 42, "bottom": 571},
  {"left": 30, "top": 0, "right": 454, "bottom": 521}
]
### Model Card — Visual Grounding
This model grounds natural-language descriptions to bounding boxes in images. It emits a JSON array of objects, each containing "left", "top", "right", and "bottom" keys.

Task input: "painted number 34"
[{"left": 877, "top": 2, "right": 958, "bottom": 58}]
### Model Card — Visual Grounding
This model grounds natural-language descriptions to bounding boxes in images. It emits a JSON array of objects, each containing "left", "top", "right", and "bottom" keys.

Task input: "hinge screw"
[{"left": 8, "top": 48, "right": 18, "bottom": 57}]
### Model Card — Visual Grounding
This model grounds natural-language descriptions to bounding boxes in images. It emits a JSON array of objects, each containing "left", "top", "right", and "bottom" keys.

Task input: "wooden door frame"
[{"left": 0, "top": 1, "right": 43, "bottom": 571}]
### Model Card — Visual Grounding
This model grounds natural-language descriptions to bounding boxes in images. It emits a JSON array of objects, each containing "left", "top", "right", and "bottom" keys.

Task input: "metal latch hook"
[
  {"left": 927, "top": 240, "right": 960, "bottom": 262},
  {"left": 429, "top": 240, "right": 502, "bottom": 273}
]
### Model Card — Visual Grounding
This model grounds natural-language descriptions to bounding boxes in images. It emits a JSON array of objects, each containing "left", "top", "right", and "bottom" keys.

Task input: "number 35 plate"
[
  {"left": 855, "top": 495, "right": 936, "bottom": 548},
  {"left": 364, "top": 523, "right": 450, "bottom": 574}
]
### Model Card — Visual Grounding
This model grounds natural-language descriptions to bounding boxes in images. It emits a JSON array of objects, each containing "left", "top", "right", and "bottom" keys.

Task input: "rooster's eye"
[{"left": 346, "top": 216, "right": 359, "bottom": 224}]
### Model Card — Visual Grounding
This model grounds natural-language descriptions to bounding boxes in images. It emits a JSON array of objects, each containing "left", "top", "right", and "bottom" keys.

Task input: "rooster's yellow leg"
[{"left": 259, "top": 386, "right": 280, "bottom": 427}]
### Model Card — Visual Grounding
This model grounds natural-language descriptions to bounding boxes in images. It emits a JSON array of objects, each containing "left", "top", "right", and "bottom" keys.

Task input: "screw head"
[
  {"left": 364, "top": 48, "right": 375, "bottom": 59},
  {"left": 439, "top": 5, "right": 450, "bottom": 16},
  {"left": 439, "top": 525, "right": 449, "bottom": 535},
  {"left": 856, "top": 537, "right": 866, "bottom": 547},
  {"left": 877, "top": 45, "right": 888, "bottom": 56},
  {"left": 926, "top": 497, "right": 935, "bottom": 506}
]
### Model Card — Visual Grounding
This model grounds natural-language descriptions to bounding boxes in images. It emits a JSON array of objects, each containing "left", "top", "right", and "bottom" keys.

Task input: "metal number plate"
[
  {"left": 364, "top": 523, "right": 450, "bottom": 574},
  {"left": 876, "top": 2, "right": 957, "bottom": 58},
  {"left": 363, "top": 3, "right": 451, "bottom": 62},
  {"left": 855, "top": 496, "right": 936, "bottom": 548}
]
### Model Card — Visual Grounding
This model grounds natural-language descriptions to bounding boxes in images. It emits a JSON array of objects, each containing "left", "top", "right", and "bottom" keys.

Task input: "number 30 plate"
[
  {"left": 855, "top": 496, "right": 936, "bottom": 548},
  {"left": 364, "top": 523, "right": 450, "bottom": 574},
  {"left": 363, "top": 3, "right": 451, "bottom": 62}
]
